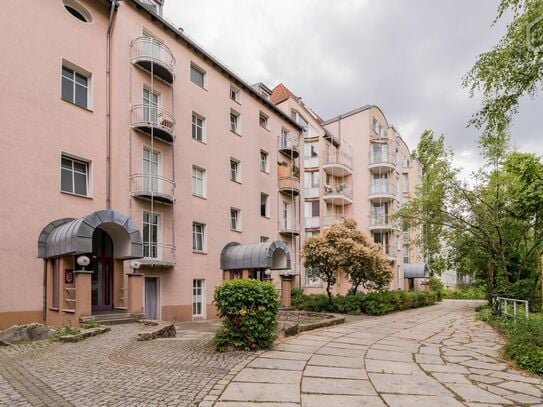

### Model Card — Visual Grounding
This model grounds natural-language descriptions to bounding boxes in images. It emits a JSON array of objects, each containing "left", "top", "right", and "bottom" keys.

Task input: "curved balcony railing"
[
  {"left": 278, "top": 175, "right": 300, "bottom": 197},
  {"left": 131, "top": 105, "right": 175, "bottom": 143},
  {"left": 369, "top": 214, "right": 398, "bottom": 231},
  {"left": 369, "top": 181, "right": 397, "bottom": 201},
  {"left": 305, "top": 216, "right": 320, "bottom": 229},
  {"left": 323, "top": 215, "right": 346, "bottom": 227},
  {"left": 278, "top": 133, "right": 299, "bottom": 158},
  {"left": 141, "top": 243, "right": 175, "bottom": 267},
  {"left": 368, "top": 151, "right": 397, "bottom": 172},
  {"left": 323, "top": 183, "right": 352, "bottom": 204},
  {"left": 130, "top": 174, "right": 175, "bottom": 204},
  {"left": 278, "top": 219, "right": 300, "bottom": 236},
  {"left": 323, "top": 150, "right": 353, "bottom": 176},
  {"left": 131, "top": 37, "right": 175, "bottom": 84}
]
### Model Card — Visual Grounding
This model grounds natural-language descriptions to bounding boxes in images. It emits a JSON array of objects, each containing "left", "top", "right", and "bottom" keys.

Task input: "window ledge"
[
  {"left": 49, "top": 307, "right": 60, "bottom": 312},
  {"left": 61, "top": 190, "right": 93, "bottom": 199},
  {"left": 192, "top": 194, "right": 207, "bottom": 200},
  {"left": 61, "top": 98, "right": 93, "bottom": 112},
  {"left": 193, "top": 250, "right": 207, "bottom": 255},
  {"left": 230, "top": 130, "right": 242, "bottom": 137},
  {"left": 230, "top": 98, "right": 241, "bottom": 106},
  {"left": 191, "top": 82, "right": 208, "bottom": 91},
  {"left": 230, "top": 229, "right": 242, "bottom": 233},
  {"left": 230, "top": 179, "right": 242, "bottom": 185},
  {"left": 260, "top": 126, "right": 270, "bottom": 132},
  {"left": 193, "top": 139, "right": 208, "bottom": 145},
  {"left": 260, "top": 170, "right": 270, "bottom": 174}
]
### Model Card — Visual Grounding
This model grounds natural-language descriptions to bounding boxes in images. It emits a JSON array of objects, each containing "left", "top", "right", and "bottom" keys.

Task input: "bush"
[
  {"left": 364, "top": 292, "right": 396, "bottom": 316},
  {"left": 443, "top": 285, "right": 486, "bottom": 300},
  {"left": 334, "top": 294, "right": 365, "bottom": 315},
  {"left": 213, "top": 279, "right": 279, "bottom": 352},
  {"left": 478, "top": 306, "right": 543, "bottom": 375},
  {"left": 498, "top": 279, "right": 542, "bottom": 312},
  {"left": 428, "top": 276, "right": 444, "bottom": 301}
]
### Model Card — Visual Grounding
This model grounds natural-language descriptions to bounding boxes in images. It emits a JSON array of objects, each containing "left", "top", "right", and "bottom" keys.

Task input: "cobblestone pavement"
[
  {"left": 0, "top": 321, "right": 255, "bottom": 406},
  {"left": 212, "top": 300, "right": 543, "bottom": 406}
]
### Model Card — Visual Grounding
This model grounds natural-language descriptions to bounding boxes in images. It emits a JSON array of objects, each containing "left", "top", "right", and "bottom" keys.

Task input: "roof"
[
  {"left": 403, "top": 263, "right": 431, "bottom": 279},
  {"left": 271, "top": 83, "right": 299, "bottom": 105},
  {"left": 220, "top": 241, "right": 291, "bottom": 270},
  {"left": 38, "top": 210, "right": 142, "bottom": 260},
  {"left": 127, "top": 0, "right": 303, "bottom": 131}
]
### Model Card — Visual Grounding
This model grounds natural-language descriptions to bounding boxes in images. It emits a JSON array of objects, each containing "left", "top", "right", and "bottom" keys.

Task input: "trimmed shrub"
[
  {"left": 334, "top": 294, "right": 365, "bottom": 315},
  {"left": 364, "top": 292, "right": 396, "bottom": 316},
  {"left": 443, "top": 285, "right": 486, "bottom": 300},
  {"left": 213, "top": 279, "right": 279, "bottom": 352}
]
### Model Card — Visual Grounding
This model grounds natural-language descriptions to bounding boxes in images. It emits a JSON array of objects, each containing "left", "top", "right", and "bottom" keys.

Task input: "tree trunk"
[{"left": 326, "top": 278, "right": 333, "bottom": 304}]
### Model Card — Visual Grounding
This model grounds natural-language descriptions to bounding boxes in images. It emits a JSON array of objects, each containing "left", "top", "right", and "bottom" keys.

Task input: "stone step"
[{"left": 80, "top": 313, "right": 143, "bottom": 325}]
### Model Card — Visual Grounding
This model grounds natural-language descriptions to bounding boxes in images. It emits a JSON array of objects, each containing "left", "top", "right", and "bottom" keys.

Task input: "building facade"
[{"left": 0, "top": 0, "right": 303, "bottom": 329}]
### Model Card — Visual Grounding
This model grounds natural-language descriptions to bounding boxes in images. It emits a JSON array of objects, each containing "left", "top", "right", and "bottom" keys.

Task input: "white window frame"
[
  {"left": 191, "top": 165, "right": 207, "bottom": 198},
  {"left": 192, "top": 279, "right": 205, "bottom": 318},
  {"left": 192, "top": 222, "right": 206, "bottom": 253},
  {"left": 230, "top": 207, "right": 241, "bottom": 232},
  {"left": 60, "top": 153, "right": 91, "bottom": 197},
  {"left": 401, "top": 173, "right": 409, "bottom": 193},
  {"left": 191, "top": 112, "right": 206, "bottom": 143},
  {"left": 230, "top": 109, "right": 241, "bottom": 134},
  {"left": 259, "top": 111, "right": 269, "bottom": 130},
  {"left": 190, "top": 63, "right": 206, "bottom": 88},
  {"left": 260, "top": 193, "right": 269, "bottom": 218},
  {"left": 260, "top": 150, "right": 269, "bottom": 173},
  {"left": 230, "top": 158, "right": 241, "bottom": 183},
  {"left": 230, "top": 84, "right": 240, "bottom": 103},
  {"left": 143, "top": 211, "right": 162, "bottom": 259},
  {"left": 61, "top": 59, "right": 92, "bottom": 110}
]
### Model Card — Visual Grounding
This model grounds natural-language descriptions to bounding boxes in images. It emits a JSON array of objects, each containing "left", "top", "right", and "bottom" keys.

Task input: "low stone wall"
[
  {"left": 278, "top": 310, "right": 345, "bottom": 337},
  {"left": 59, "top": 326, "right": 111, "bottom": 343},
  {"left": 136, "top": 320, "right": 176, "bottom": 341}
]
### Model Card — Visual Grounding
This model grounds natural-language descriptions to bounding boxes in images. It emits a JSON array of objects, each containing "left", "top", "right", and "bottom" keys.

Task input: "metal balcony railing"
[
  {"left": 369, "top": 181, "right": 397, "bottom": 196},
  {"left": 370, "top": 214, "right": 398, "bottom": 230},
  {"left": 323, "top": 150, "right": 353, "bottom": 170},
  {"left": 141, "top": 243, "right": 176, "bottom": 267},
  {"left": 369, "top": 151, "right": 398, "bottom": 167},
  {"left": 278, "top": 219, "right": 300, "bottom": 236},
  {"left": 323, "top": 183, "right": 352, "bottom": 200},
  {"left": 278, "top": 175, "right": 300, "bottom": 196},
  {"left": 130, "top": 37, "right": 176, "bottom": 84},
  {"left": 322, "top": 215, "right": 346, "bottom": 227},
  {"left": 305, "top": 216, "right": 320, "bottom": 229},
  {"left": 304, "top": 186, "right": 319, "bottom": 199},
  {"left": 131, "top": 105, "right": 175, "bottom": 142},
  {"left": 278, "top": 133, "right": 299, "bottom": 158},
  {"left": 130, "top": 174, "right": 175, "bottom": 203}
]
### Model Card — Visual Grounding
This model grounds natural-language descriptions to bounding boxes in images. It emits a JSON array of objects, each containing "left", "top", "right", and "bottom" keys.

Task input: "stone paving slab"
[
  {"left": 301, "top": 394, "right": 385, "bottom": 406},
  {"left": 301, "top": 377, "right": 376, "bottom": 395}
]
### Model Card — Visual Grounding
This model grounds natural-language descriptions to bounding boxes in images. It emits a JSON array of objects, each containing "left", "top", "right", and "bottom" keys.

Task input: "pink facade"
[{"left": 0, "top": 0, "right": 302, "bottom": 329}]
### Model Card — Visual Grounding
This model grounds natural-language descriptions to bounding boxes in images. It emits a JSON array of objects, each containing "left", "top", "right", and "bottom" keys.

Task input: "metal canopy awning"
[
  {"left": 38, "top": 210, "right": 142, "bottom": 260},
  {"left": 403, "top": 263, "right": 431, "bottom": 279},
  {"left": 220, "top": 241, "right": 291, "bottom": 270}
]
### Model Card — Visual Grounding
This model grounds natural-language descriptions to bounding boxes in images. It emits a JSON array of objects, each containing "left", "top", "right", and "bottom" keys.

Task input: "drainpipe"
[
  {"left": 106, "top": 0, "right": 119, "bottom": 209},
  {"left": 42, "top": 260, "right": 47, "bottom": 321}
]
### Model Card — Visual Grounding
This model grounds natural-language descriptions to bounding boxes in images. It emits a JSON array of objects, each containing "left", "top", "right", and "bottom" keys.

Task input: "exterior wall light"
[
  {"left": 76, "top": 255, "right": 90, "bottom": 271},
  {"left": 130, "top": 260, "right": 141, "bottom": 272}
]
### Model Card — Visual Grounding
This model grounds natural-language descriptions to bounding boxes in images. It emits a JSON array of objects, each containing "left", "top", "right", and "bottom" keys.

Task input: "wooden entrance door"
[{"left": 91, "top": 229, "right": 114, "bottom": 311}]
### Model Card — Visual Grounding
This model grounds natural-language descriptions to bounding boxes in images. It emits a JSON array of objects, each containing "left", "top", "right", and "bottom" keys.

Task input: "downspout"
[
  {"left": 106, "top": 0, "right": 119, "bottom": 209},
  {"left": 42, "top": 260, "right": 47, "bottom": 321}
]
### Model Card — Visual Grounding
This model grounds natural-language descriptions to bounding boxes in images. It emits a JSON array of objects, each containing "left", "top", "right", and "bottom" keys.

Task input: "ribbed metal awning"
[
  {"left": 220, "top": 241, "right": 291, "bottom": 270},
  {"left": 403, "top": 263, "right": 430, "bottom": 279},
  {"left": 38, "top": 210, "right": 142, "bottom": 260}
]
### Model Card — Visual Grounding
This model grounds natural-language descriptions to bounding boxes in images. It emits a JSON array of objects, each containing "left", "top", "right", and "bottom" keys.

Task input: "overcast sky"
[{"left": 164, "top": 0, "right": 542, "bottom": 176}]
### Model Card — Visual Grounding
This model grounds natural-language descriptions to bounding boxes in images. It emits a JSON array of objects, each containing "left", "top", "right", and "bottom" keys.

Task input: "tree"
[
  {"left": 464, "top": 0, "right": 543, "bottom": 142},
  {"left": 398, "top": 130, "right": 456, "bottom": 275}
]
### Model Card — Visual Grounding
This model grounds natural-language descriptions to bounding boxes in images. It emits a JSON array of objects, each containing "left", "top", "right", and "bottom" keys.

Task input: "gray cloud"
[{"left": 164, "top": 0, "right": 542, "bottom": 169}]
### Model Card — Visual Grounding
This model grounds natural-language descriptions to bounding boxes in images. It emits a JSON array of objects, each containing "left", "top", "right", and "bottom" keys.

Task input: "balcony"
[
  {"left": 304, "top": 186, "right": 319, "bottom": 199},
  {"left": 131, "top": 105, "right": 175, "bottom": 143},
  {"left": 370, "top": 129, "right": 392, "bottom": 143},
  {"left": 305, "top": 216, "right": 320, "bottom": 229},
  {"left": 369, "top": 214, "right": 398, "bottom": 232},
  {"left": 278, "top": 133, "right": 299, "bottom": 158},
  {"left": 130, "top": 174, "right": 175, "bottom": 204},
  {"left": 278, "top": 175, "right": 300, "bottom": 197},
  {"left": 278, "top": 219, "right": 300, "bottom": 236},
  {"left": 368, "top": 152, "right": 397, "bottom": 173},
  {"left": 140, "top": 243, "right": 175, "bottom": 268},
  {"left": 322, "top": 151, "right": 353, "bottom": 177},
  {"left": 369, "top": 181, "right": 397, "bottom": 202},
  {"left": 323, "top": 183, "right": 352, "bottom": 205},
  {"left": 130, "top": 37, "right": 175, "bottom": 85},
  {"left": 322, "top": 215, "right": 346, "bottom": 227},
  {"left": 304, "top": 155, "right": 319, "bottom": 169}
]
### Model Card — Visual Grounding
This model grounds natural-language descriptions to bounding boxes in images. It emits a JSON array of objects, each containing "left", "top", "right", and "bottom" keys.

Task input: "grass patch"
[{"left": 478, "top": 306, "right": 543, "bottom": 376}]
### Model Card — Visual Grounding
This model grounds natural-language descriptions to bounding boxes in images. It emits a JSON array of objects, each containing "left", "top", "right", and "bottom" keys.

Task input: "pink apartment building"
[
  {"left": 272, "top": 85, "right": 425, "bottom": 294},
  {"left": 0, "top": 0, "right": 303, "bottom": 329}
]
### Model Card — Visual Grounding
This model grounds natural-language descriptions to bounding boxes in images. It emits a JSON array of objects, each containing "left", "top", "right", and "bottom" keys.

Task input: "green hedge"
[
  {"left": 292, "top": 289, "right": 437, "bottom": 316},
  {"left": 213, "top": 279, "right": 279, "bottom": 352},
  {"left": 442, "top": 285, "right": 486, "bottom": 300},
  {"left": 478, "top": 306, "right": 543, "bottom": 375}
]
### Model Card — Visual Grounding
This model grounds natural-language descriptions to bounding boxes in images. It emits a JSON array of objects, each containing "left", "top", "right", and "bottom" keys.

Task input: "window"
[
  {"left": 192, "top": 113, "right": 205, "bottom": 143},
  {"left": 192, "top": 279, "right": 204, "bottom": 317},
  {"left": 192, "top": 222, "right": 206, "bottom": 252},
  {"left": 52, "top": 259, "right": 60, "bottom": 308},
  {"left": 143, "top": 212, "right": 159, "bottom": 258},
  {"left": 260, "top": 193, "right": 269, "bottom": 217},
  {"left": 230, "top": 85, "right": 240, "bottom": 103},
  {"left": 304, "top": 171, "right": 320, "bottom": 197},
  {"left": 260, "top": 236, "right": 269, "bottom": 243},
  {"left": 304, "top": 142, "right": 319, "bottom": 167},
  {"left": 281, "top": 201, "right": 292, "bottom": 230},
  {"left": 61, "top": 155, "right": 89, "bottom": 196},
  {"left": 230, "top": 110, "right": 240, "bottom": 134},
  {"left": 260, "top": 150, "right": 269, "bottom": 173},
  {"left": 403, "top": 245, "right": 409, "bottom": 263},
  {"left": 190, "top": 63, "right": 206, "bottom": 88},
  {"left": 304, "top": 201, "right": 320, "bottom": 228},
  {"left": 61, "top": 65, "right": 90, "bottom": 109},
  {"left": 143, "top": 147, "right": 159, "bottom": 192},
  {"left": 192, "top": 166, "right": 206, "bottom": 197},
  {"left": 143, "top": 88, "right": 159, "bottom": 123},
  {"left": 401, "top": 173, "right": 409, "bottom": 193},
  {"left": 259, "top": 112, "right": 269, "bottom": 129},
  {"left": 230, "top": 158, "right": 241, "bottom": 182},
  {"left": 230, "top": 208, "right": 241, "bottom": 231},
  {"left": 63, "top": 0, "right": 93, "bottom": 23}
]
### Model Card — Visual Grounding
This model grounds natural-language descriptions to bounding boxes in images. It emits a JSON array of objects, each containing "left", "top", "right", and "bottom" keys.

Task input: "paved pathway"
[{"left": 210, "top": 300, "right": 543, "bottom": 406}]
